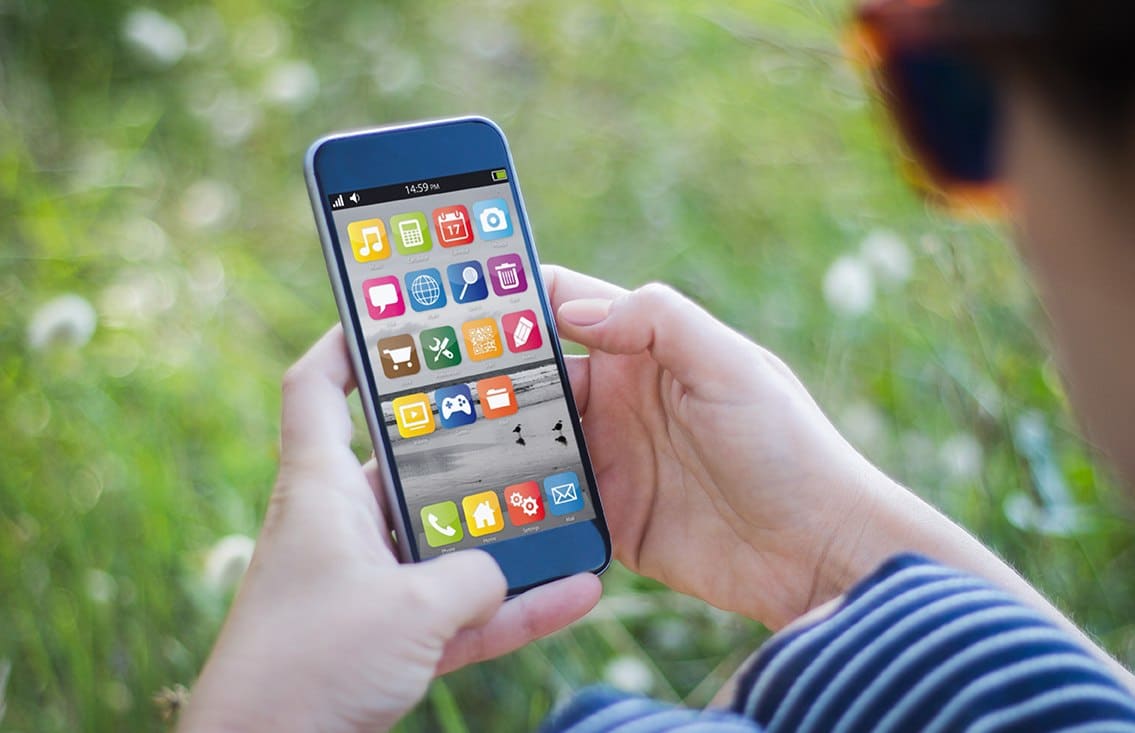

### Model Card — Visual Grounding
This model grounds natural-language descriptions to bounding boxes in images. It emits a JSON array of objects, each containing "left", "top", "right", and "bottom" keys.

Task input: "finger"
[
  {"left": 542, "top": 264, "right": 627, "bottom": 313},
  {"left": 280, "top": 325, "right": 356, "bottom": 460},
  {"left": 362, "top": 457, "right": 397, "bottom": 554},
  {"left": 563, "top": 355, "right": 591, "bottom": 416},
  {"left": 410, "top": 550, "right": 507, "bottom": 634},
  {"left": 435, "top": 573, "right": 602, "bottom": 675},
  {"left": 557, "top": 283, "right": 759, "bottom": 399}
]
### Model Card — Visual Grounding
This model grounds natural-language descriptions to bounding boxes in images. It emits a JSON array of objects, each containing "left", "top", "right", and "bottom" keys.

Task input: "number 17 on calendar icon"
[{"left": 433, "top": 205, "right": 474, "bottom": 247}]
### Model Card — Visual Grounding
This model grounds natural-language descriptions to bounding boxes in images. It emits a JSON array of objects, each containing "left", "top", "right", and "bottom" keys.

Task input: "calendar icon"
[
  {"left": 433, "top": 205, "right": 474, "bottom": 247},
  {"left": 391, "top": 212, "right": 432, "bottom": 254}
]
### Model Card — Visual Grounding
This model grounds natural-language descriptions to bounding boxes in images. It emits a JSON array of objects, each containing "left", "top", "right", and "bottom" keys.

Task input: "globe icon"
[{"left": 410, "top": 273, "right": 441, "bottom": 307}]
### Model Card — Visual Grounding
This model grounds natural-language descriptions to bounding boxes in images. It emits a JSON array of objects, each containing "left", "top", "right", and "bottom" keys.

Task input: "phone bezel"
[{"left": 304, "top": 116, "right": 611, "bottom": 594}]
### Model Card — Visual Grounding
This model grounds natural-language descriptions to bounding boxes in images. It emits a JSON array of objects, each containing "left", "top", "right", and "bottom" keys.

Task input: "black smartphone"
[{"left": 304, "top": 117, "right": 610, "bottom": 593}]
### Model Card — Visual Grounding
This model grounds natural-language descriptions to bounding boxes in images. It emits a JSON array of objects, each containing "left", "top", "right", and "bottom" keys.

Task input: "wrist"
[
  {"left": 801, "top": 465, "right": 918, "bottom": 616},
  {"left": 177, "top": 623, "right": 336, "bottom": 733}
]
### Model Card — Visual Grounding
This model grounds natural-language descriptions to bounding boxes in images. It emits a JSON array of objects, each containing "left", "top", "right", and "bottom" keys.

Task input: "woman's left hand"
[{"left": 178, "top": 326, "right": 602, "bottom": 733}]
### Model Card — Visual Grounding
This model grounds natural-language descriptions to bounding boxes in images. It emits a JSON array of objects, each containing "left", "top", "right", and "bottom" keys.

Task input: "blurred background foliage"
[{"left": 4, "top": 0, "right": 1135, "bottom": 730}]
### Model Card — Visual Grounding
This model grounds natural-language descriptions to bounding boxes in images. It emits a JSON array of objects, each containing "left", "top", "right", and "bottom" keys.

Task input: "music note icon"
[{"left": 347, "top": 219, "right": 391, "bottom": 262}]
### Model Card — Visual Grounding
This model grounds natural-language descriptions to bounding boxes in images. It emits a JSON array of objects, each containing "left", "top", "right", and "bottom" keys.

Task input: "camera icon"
[
  {"left": 472, "top": 198, "right": 513, "bottom": 240},
  {"left": 480, "top": 207, "right": 507, "bottom": 232}
]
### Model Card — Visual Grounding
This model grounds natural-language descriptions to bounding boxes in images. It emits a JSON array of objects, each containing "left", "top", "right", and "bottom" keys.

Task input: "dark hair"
[{"left": 948, "top": 0, "right": 1135, "bottom": 140}]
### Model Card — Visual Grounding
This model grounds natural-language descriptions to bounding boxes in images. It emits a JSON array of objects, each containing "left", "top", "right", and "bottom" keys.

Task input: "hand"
[
  {"left": 546, "top": 266, "right": 897, "bottom": 630},
  {"left": 179, "top": 327, "right": 601, "bottom": 733}
]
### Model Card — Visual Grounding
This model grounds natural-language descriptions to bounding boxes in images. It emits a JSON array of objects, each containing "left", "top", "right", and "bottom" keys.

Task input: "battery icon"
[{"left": 491, "top": 169, "right": 508, "bottom": 182}]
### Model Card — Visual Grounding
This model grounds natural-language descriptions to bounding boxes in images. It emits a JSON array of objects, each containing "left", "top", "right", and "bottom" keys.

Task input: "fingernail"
[{"left": 559, "top": 299, "right": 612, "bottom": 327}]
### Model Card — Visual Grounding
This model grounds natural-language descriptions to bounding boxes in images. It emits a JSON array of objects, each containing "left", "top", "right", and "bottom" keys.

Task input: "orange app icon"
[
  {"left": 462, "top": 318, "right": 503, "bottom": 361},
  {"left": 462, "top": 490, "right": 504, "bottom": 537},
  {"left": 347, "top": 218, "right": 390, "bottom": 262},
  {"left": 476, "top": 375, "right": 518, "bottom": 419}
]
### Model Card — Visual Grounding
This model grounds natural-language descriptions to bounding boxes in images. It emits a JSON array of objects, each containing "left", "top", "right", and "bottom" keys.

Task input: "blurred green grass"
[{"left": 4, "top": 0, "right": 1135, "bottom": 730}]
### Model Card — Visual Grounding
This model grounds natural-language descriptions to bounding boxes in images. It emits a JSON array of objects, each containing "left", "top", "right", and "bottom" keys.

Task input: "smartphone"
[{"left": 304, "top": 117, "right": 610, "bottom": 593}]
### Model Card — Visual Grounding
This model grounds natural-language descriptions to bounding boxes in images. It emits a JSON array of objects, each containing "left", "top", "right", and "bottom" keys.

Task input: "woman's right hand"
[
  {"left": 546, "top": 265, "right": 1135, "bottom": 689},
  {"left": 545, "top": 265, "right": 906, "bottom": 630}
]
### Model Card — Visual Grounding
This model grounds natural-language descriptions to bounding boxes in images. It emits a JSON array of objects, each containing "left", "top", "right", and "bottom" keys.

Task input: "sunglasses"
[{"left": 850, "top": 0, "right": 1018, "bottom": 213}]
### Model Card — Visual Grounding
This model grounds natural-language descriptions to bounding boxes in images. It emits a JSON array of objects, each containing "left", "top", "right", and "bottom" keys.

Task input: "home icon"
[
  {"left": 461, "top": 491, "right": 504, "bottom": 537},
  {"left": 472, "top": 501, "right": 495, "bottom": 529}
]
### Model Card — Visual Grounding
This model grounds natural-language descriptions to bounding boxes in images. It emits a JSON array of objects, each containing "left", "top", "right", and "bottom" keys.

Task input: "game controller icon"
[
  {"left": 435, "top": 384, "right": 476, "bottom": 429},
  {"left": 440, "top": 394, "right": 472, "bottom": 420}
]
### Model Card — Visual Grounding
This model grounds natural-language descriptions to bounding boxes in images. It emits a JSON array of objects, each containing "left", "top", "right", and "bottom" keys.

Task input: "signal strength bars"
[{"left": 331, "top": 192, "right": 362, "bottom": 209}]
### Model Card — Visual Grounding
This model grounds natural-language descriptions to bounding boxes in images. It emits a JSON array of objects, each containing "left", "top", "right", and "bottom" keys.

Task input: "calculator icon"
[{"left": 391, "top": 212, "right": 433, "bottom": 254}]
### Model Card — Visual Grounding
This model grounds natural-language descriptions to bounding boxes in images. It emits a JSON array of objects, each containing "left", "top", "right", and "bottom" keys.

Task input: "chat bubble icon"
[{"left": 362, "top": 276, "right": 405, "bottom": 319}]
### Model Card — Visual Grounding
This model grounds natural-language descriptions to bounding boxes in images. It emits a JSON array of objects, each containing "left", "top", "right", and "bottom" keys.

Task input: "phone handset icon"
[
  {"left": 427, "top": 513, "right": 457, "bottom": 537},
  {"left": 421, "top": 501, "right": 464, "bottom": 547}
]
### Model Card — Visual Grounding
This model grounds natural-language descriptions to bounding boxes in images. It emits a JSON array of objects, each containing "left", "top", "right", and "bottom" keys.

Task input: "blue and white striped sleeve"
[{"left": 541, "top": 555, "right": 1135, "bottom": 733}]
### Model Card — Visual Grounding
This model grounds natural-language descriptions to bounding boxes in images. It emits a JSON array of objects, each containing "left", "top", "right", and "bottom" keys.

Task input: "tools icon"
[
  {"left": 419, "top": 326, "right": 461, "bottom": 370},
  {"left": 427, "top": 335, "right": 454, "bottom": 365}
]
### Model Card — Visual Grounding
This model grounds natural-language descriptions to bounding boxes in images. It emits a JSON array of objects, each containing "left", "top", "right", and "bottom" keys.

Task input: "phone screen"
[{"left": 327, "top": 168, "right": 597, "bottom": 559}]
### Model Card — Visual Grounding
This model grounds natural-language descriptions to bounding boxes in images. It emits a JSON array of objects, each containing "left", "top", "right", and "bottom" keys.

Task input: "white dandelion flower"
[
  {"left": 180, "top": 179, "right": 237, "bottom": 229},
  {"left": 839, "top": 401, "right": 886, "bottom": 454},
  {"left": 104, "top": 679, "right": 133, "bottom": 713},
  {"left": 27, "top": 294, "right": 97, "bottom": 350},
  {"left": 207, "top": 90, "right": 260, "bottom": 146},
  {"left": 604, "top": 656, "right": 653, "bottom": 694},
  {"left": 1003, "top": 493, "right": 1087, "bottom": 537},
  {"left": 649, "top": 618, "right": 692, "bottom": 652},
  {"left": 233, "top": 14, "right": 289, "bottom": 63},
  {"left": 204, "top": 534, "right": 255, "bottom": 592},
  {"left": 939, "top": 432, "right": 983, "bottom": 480},
  {"left": 117, "top": 216, "right": 170, "bottom": 262},
  {"left": 373, "top": 51, "right": 424, "bottom": 96},
  {"left": 181, "top": 6, "right": 225, "bottom": 57},
  {"left": 99, "top": 269, "right": 177, "bottom": 326},
  {"left": 822, "top": 255, "right": 875, "bottom": 317},
  {"left": 860, "top": 229, "right": 913, "bottom": 285},
  {"left": 457, "top": 14, "right": 519, "bottom": 59},
  {"left": 263, "top": 60, "right": 319, "bottom": 108},
  {"left": 122, "top": 9, "right": 187, "bottom": 66},
  {"left": 900, "top": 431, "right": 936, "bottom": 469},
  {"left": 85, "top": 569, "right": 117, "bottom": 605}
]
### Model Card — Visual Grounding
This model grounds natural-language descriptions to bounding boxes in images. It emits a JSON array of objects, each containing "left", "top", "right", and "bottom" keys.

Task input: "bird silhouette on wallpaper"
[
  {"left": 553, "top": 420, "right": 568, "bottom": 446},
  {"left": 513, "top": 424, "right": 526, "bottom": 446}
]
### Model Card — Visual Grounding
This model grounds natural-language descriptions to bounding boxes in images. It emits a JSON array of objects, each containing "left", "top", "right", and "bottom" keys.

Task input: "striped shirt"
[{"left": 541, "top": 555, "right": 1135, "bottom": 732}]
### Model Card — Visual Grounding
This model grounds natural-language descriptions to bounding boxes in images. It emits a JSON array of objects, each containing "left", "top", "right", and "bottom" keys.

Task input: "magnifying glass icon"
[{"left": 459, "top": 266, "right": 480, "bottom": 300}]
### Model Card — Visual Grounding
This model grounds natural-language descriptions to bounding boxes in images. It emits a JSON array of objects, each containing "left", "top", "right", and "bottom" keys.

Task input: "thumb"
[
  {"left": 408, "top": 550, "right": 507, "bottom": 634},
  {"left": 557, "top": 282, "right": 760, "bottom": 397}
]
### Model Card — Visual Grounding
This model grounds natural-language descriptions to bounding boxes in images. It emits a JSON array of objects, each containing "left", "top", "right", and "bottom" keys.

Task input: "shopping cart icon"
[
  {"left": 383, "top": 346, "right": 414, "bottom": 371},
  {"left": 378, "top": 335, "right": 421, "bottom": 378}
]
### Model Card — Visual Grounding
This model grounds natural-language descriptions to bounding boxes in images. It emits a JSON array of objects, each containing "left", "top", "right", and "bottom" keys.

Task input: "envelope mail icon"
[
  {"left": 543, "top": 471, "right": 584, "bottom": 516},
  {"left": 549, "top": 483, "right": 578, "bottom": 505}
]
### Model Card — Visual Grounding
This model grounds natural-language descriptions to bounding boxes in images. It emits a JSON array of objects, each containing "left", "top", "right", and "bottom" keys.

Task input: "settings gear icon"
[{"left": 509, "top": 491, "right": 540, "bottom": 517}]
